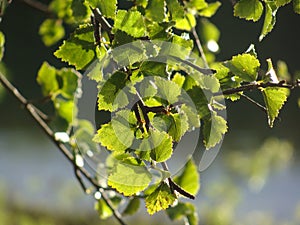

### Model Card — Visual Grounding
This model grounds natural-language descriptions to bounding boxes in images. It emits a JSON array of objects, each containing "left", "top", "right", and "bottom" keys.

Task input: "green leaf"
[
  {"left": 107, "top": 156, "right": 152, "bottom": 196},
  {"left": 145, "top": 21, "right": 173, "bottom": 40},
  {"left": 294, "top": 0, "right": 300, "bottom": 13},
  {"left": 259, "top": 2, "right": 277, "bottom": 41},
  {"left": 139, "top": 129, "right": 173, "bottom": 162},
  {"left": 122, "top": 197, "right": 140, "bottom": 216},
  {"left": 97, "top": 71, "right": 130, "bottom": 111},
  {"left": 145, "top": 182, "right": 176, "bottom": 215},
  {"left": 224, "top": 53, "right": 260, "bottom": 82},
  {"left": 152, "top": 113, "right": 189, "bottom": 142},
  {"left": 187, "top": 86, "right": 211, "bottom": 119},
  {"left": 275, "top": 0, "right": 292, "bottom": 7},
  {"left": 140, "top": 61, "right": 167, "bottom": 78},
  {"left": 261, "top": 87, "right": 289, "bottom": 127},
  {"left": 95, "top": 199, "right": 113, "bottom": 219},
  {"left": 234, "top": 0, "right": 263, "bottom": 22},
  {"left": 54, "top": 24, "right": 96, "bottom": 70},
  {"left": 93, "top": 110, "right": 136, "bottom": 151},
  {"left": 54, "top": 97, "right": 75, "bottom": 123},
  {"left": 145, "top": 0, "right": 165, "bottom": 22},
  {"left": 58, "top": 68, "right": 80, "bottom": 99},
  {"left": 0, "top": 31, "right": 4, "bottom": 61},
  {"left": 174, "top": 12, "right": 196, "bottom": 31},
  {"left": 186, "top": 0, "right": 208, "bottom": 10},
  {"left": 154, "top": 76, "right": 182, "bottom": 104},
  {"left": 94, "top": 0, "right": 117, "bottom": 18},
  {"left": 39, "top": 19, "right": 65, "bottom": 47},
  {"left": 50, "top": 0, "right": 73, "bottom": 23},
  {"left": 180, "top": 104, "right": 200, "bottom": 131},
  {"left": 71, "top": 0, "right": 89, "bottom": 21},
  {"left": 37, "top": 62, "right": 59, "bottom": 96},
  {"left": 166, "top": 202, "right": 198, "bottom": 225},
  {"left": 203, "top": 111, "right": 227, "bottom": 149},
  {"left": 166, "top": 0, "right": 184, "bottom": 21},
  {"left": 174, "top": 159, "right": 200, "bottom": 196},
  {"left": 199, "top": 18, "right": 220, "bottom": 43},
  {"left": 199, "top": 2, "right": 221, "bottom": 17},
  {"left": 114, "top": 10, "right": 146, "bottom": 38}
]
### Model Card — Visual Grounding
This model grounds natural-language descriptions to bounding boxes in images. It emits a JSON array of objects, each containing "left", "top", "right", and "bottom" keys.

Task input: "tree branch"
[
  {"left": 0, "top": 72, "right": 127, "bottom": 225},
  {"left": 215, "top": 80, "right": 300, "bottom": 96}
]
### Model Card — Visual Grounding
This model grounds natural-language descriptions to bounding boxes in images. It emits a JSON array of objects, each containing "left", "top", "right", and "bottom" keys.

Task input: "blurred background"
[{"left": 0, "top": 0, "right": 299, "bottom": 224}]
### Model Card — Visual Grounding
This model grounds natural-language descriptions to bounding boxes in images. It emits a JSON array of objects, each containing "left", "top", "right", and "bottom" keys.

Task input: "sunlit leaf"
[
  {"left": 174, "top": 12, "right": 196, "bottom": 31},
  {"left": 114, "top": 10, "right": 146, "bottom": 38},
  {"left": 71, "top": 0, "right": 89, "bottom": 21},
  {"left": 259, "top": 2, "right": 277, "bottom": 41},
  {"left": 93, "top": 110, "right": 136, "bottom": 151},
  {"left": 54, "top": 24, "right": 96, "bottom": 70},
  {"left": 95, "top": 199, "right": 113, "bottom": 219},
  {"left": 203, "top": 111, "right": 227, "bottom": 149},
  {"left": 166, "top": 0, "right": 184, "bottom": 21},
  {"left": 37, "top": 62, "right": 59, "bottom": 96},
  {"left": 58, "top": 68, "right": 80, "bottom": 99},
  {"left": 294, "top": 0, "right": 300, "bottom": 13},
  {"left": 145, "top": 0, "right": 165, "bottom": 22},
  {"left": 224, "top": 53, "right": 260, "bottom": 82},
  {"left": 199, "top": 2, "right": 221, "bottom": 17},
  {"left": 234, "top": 0, "right": 263, "bottom": 22},
  {"left": 54, "top": 97, "right": 74, "bottom": 123},
  {"left": 145, "top": 182, "right": 176, "bottom": 215},
  {"left": 174, "top": 159, "right": 200, "bottom": 196},
  {"left": 261, "top": 87, "right": 289, "bottom": 127},
  {"left": 92, "top": 0, "right": 117, "bottom": 18},
  {"left": 0, "top": 31, "right": 4, "bottom": 61},
  {"left": 107, "top": 156, "right": 152, "bottom": 196},
  {"left": 39, "top": 19, "right": 65, "bottom": 46}
]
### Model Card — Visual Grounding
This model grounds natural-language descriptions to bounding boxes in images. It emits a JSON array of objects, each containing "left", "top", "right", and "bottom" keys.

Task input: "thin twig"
[
  {"left": 240, "top": 93, "right": 267, "bottom": 112},
  {"left": 0, "top": 72, "right": 127, "bottom": 225},
  {"left": 216, "top": 81, "right": 299, "bottom": 96},
  {"left": 74, "top": 166, "right": 89, "bottom": 193},
  {"left": 191, "top": 26, "right": 209, "bottom": 68}
]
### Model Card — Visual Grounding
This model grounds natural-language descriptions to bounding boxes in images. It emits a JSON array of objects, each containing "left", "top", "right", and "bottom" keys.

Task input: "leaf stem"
[{"left": 0, "top": 72, "right": 127, "bottom": 225}]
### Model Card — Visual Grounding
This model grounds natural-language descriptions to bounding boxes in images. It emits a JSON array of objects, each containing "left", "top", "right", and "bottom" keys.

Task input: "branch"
[
  {"left": 216, "top": 80, "right": 300, "bottom": 96},
  {"left": 191, "top": 26, "right": 209, "bottom": 69},
  {"left": 0, "top": 72, "right": 127, "bottom": 225}
]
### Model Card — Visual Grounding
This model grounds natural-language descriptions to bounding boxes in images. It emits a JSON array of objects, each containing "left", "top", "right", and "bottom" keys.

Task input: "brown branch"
[
  {"left": 191, "top": 26, "right": 209, "bottom": 69},
  {"left": 0, "top": 72, "right": 127, "bottom": 225},
  {"left": 216, "top": 80, "right": 299, "bottom": 96}
]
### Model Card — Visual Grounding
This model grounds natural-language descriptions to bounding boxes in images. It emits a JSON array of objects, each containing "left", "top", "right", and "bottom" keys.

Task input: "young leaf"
[
  {"left": 37, "top": 62, "right": 59, "bottom": 96},
  {"left": 145, "top": 0, "right": 165, "bottom": 23},
  {"left": 39, "top": 19, "right": 65, "bottom": 46},
  {"left": 261, "top": 87, "right": 289, "bottom": 127},
  {"left": 139, "top": 129, "right": 173, "bottom": 162},
  {"left": 97, "top": 71, "right": 130, "bottom": 111},
  {"left": 187, "top": 86, "right": 211, "bottom": 119},
  {"left": 54, "top": 24, "right": 96, "bottom": 70},
  {"left": 122, "top": 197, "right": 140, "bottom": 216},
  {"left": 186, "top": 0, "right": 207, "bottom": 10},
  {"left": 224, "top": 53, "right": 260, "bottom": 82},
  {"left": 294, "top": 0, "right": 300, "bottom": 14},
  {"left": 114, "top": 10, "right": 146, "bottom": 38},
  {"left": 198, "top": 2, "right": 222, "bottom": 17},
  {"left": 173, "top": 159, "right": 200, "bottom": 196},
  {"left": 165, "top": 0, "right": 184, "bottom": 22},
  {"left": 95, "top": 199, "right": 113, "bottom": 219},
  {"left": 180, "top": 104, "right": 200, "bottom": 131},
  {"left": 145, "top": 182, "right": 176, "bottom": 215},
  {"left": 53, "top": 97, "right": 75, "bottom": 123},
  {"left": 259, "top": 2, "right": 278, "bottom": 41},
  {"left": 174, "top": 12, "right": 196, "bottom": 31},
  {"left": 203, "top": 111, "right": 227, "bottom": 149},
  {"left": 166, "top": 202, "right": 198, "bottom": 225},
  {"left": 58, "top": 68, "right": 80, "bottom": 99},
  {"left": 93, "top": 0, "right": 117, "bottom": 19},
  {"left": 275, "top": 0, "right": 292, "bottom": 7},
  {"left": 234, "top": 0, "right": 263, "bottom": 22},
  {"left": 154, "top": 76, "right": 182, "bottom": 104},
  {"left": 107, "top": 157, "right": 152, "bottom": 196},
  {"left": 93, "top": 110, "right": 136, "bottom": 152},
  {"left": 71, "top": 0, "right": 89, "bottom": 21}
]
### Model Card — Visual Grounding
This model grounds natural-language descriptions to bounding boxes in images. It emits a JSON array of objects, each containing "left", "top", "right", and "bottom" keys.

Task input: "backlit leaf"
[
  {"left": 145, "top": 182, "right": 176, "bottom": 215},
  {"left": 174, "top": 159, "right": 200, "bottom": 196},
  {"left": 224, "top": 53, "right": 260, "bottom": 82},
  {"left": 107, "top": 156, "right": 152, "bottom": 196},
  {"left": 95, "top": 199, "right": 113, "bottom": 219},
  {"left": 167, "top": 202, "right": 198, "bottom": 225},
  {"left": 114, "top": 10, "right": 146, "bottom": 38},
  {"left": 259, "top": 2, "right": 277, "bottom": 41},
  {"left": 37, "top": 62, "right": 59, "bottom": 96},
  {"left": 199, "top": 2, "right": 221, "bottom": 17},
  {"left": 203, "top": 111, "right": 227, "bottom": 149},
  {"left": 122, "top": 197, "right": 140, "bottom": 216},
  {"left": 145, "top": 0, "right": 165, "bottom": 22},
  {"left": 294, "top": 0, "right": 300, "bottom": 13},
  {"left": 54, "top": 24, "right": 96, "bottom": 70},
  {"left": 261, "top": 87, "right": 289, "bottom": 127},
  {"left": 234, "top": 0, "right": 263, "bottom": 22},
  {"left": 39, "top": 19, "right": 65, "bottom": 46},
  {"left": 166, "top": 0, "right": 184, "bottom": 21}
]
